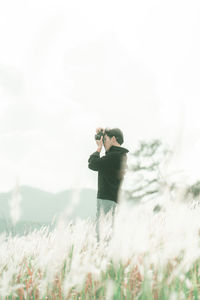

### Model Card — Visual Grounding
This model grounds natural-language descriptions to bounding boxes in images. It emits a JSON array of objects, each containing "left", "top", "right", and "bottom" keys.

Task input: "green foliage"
[
  {"left": 125, "top": 139, "right": 170, "bottom": 203},
  {"left": 186, "top": 180, "right": 200, "bottom": 199}
]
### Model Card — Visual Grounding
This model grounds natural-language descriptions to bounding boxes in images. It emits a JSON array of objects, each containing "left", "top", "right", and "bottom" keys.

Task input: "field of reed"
[{"left": 1, "top": 194, "right": 200, "bottom": 300}]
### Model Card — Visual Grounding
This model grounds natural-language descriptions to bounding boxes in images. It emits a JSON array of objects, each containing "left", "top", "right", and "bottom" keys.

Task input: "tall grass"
[{"left": 1, "top": 193, "right": 200, "bottom": 299}]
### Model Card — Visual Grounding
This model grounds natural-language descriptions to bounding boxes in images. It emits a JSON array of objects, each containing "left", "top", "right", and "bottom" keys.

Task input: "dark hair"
[{"left": 104, "top": 128, "right": 124, "bottom": 145}]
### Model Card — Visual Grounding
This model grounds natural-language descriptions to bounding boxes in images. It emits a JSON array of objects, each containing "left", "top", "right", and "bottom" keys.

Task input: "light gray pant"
[{"left": 96, "top": 198, "right": 118, "bottom": 242}]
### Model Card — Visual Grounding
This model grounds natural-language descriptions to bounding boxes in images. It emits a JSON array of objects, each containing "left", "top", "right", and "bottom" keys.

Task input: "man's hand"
[
  {"left": 95, "top": 127, "right": 104, "bottom": 152},
  {"left": 96, "top": 127, "right": 105, "bottom": 134},
  {"left": 96, "top": 136, "right": 103, "bottom": 149}
]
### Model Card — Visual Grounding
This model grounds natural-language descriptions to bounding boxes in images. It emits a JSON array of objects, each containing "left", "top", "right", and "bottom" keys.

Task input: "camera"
[{"left": 95, "top": 129, "right": 105, "bottom": 142}]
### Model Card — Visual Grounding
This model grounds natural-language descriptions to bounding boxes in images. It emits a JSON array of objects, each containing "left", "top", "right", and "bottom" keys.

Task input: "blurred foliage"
[
  {"left": 186, "top": 180, "right": 200, "bottom": 199},
  {"left": 124, "top": 139, "right": 171, "bottom": 203},
  {"left": 125, "top": 139, "right": 200, "bottom": 204}
]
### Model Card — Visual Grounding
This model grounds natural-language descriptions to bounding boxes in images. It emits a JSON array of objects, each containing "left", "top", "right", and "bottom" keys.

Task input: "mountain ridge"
[{"left": 0, "top": 186, "right": 97, "bottom": 226}]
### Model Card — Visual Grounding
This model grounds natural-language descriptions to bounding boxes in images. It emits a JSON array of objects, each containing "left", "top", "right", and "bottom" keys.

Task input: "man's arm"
[
  {"left": 88, "top": 152, "right": 117, "bottom": 171},
  {"left": 88, "top": 151, "right": 100, "bottom": 171},
  {"left": 88, "top": 131, "right": 104, "bottom": 170}
]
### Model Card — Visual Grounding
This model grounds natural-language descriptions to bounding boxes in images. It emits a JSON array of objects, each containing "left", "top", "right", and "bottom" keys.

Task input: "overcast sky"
[{"left": 0, "top": 0, "right": 200, "bottom": 192}]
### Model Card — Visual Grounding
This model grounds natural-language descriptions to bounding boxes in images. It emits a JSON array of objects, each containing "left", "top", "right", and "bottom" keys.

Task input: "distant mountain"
[
  {"left": 0, "top": 186, "right": 97, "bottom": 234},
  {"left": 0, "top": 217, "right": 49, "bottom": 236}
]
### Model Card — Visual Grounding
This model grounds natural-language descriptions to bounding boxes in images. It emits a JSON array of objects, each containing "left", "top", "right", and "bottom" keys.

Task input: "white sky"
[{"left": 0, "top": 0, "right": 200, "bottom": 192}]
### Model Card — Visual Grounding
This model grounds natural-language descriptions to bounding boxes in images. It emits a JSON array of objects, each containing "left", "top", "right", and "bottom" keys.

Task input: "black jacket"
[{"left": 88, "top": 145, "right": 129, "bottom": 203}]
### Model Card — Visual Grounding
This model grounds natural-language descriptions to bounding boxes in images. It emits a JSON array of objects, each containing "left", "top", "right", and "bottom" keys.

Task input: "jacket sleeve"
[{"left": 88, "top": 151, "right": 117, "bottom": 171}]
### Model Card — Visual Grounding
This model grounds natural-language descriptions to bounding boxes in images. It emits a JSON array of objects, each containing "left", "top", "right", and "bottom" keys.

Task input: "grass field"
[{"left": 0, "top": 198, "right": 200, "bottom": 300}]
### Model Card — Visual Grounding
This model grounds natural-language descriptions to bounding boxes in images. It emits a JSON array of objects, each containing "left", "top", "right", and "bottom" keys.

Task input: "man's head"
[{"left": 103, "top": 128, "right": 124, "bottom": 151}]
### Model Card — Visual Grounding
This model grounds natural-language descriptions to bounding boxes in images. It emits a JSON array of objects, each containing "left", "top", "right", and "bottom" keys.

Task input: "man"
[{"left": 88, "top": 127, "right": 129, "bottom": 242}]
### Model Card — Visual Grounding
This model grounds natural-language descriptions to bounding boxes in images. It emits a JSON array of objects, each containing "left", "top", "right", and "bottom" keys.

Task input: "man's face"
[{"left": 103, "top": 134, "right": 113, "bottom": 151}]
